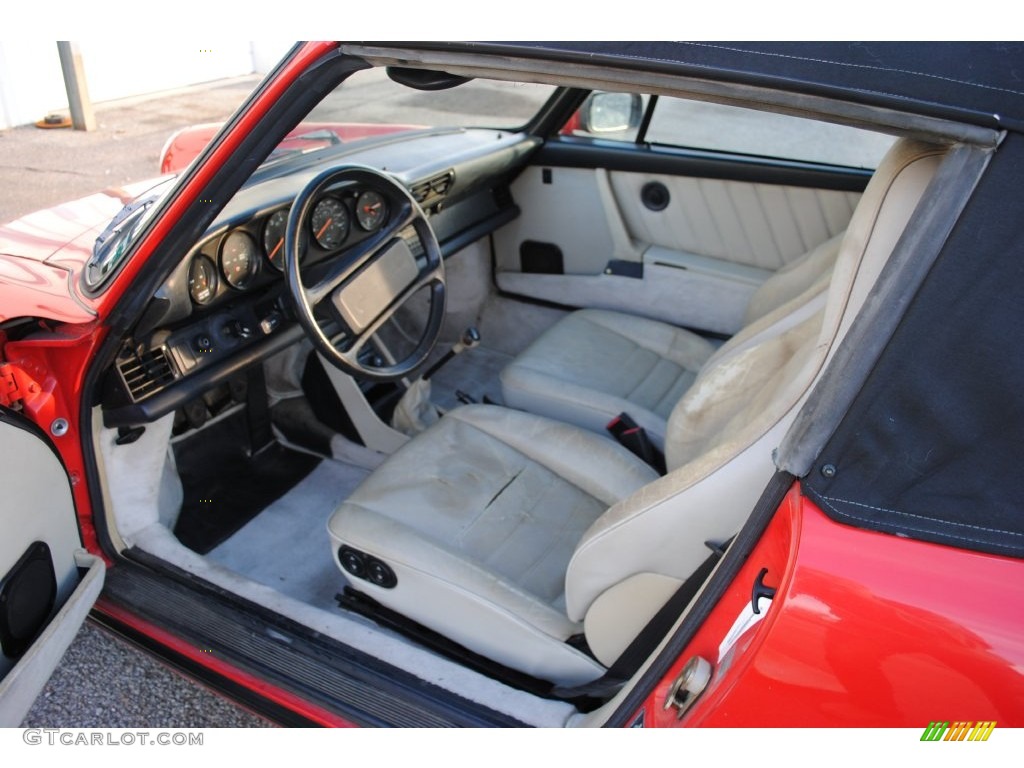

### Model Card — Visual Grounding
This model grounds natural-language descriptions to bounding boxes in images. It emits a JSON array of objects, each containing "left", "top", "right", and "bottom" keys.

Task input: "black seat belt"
[{"left": 552, "top": 541, "right": 727, "bottom": 701}]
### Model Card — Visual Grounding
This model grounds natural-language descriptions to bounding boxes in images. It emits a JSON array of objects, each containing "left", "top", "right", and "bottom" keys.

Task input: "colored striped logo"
[{"left": 920, "top": 721, "right": 996, "bottom": 741}]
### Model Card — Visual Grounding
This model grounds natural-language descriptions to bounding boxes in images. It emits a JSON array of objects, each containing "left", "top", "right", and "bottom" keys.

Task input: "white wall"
[
  {"left": 0, "top": 40, "right": 294, "bottom": 130},
  {"left": 0, "top": 42, "right": 68, "bottom": 131}
]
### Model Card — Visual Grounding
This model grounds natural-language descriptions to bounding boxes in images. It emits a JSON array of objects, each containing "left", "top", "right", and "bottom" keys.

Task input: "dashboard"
[{"left": 102, "top": 128, "right": 540, "bottom": 428}]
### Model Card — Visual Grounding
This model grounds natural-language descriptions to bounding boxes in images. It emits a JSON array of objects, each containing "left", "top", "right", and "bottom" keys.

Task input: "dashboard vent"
[
  {"left": 410, "top": 170, "right": 455, "bottom": 206},
  {"left": 118, "top": 347, "right": 175, "bottom": 402}
]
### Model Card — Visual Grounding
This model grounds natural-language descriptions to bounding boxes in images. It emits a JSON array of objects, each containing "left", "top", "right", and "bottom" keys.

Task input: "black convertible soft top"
[{"left": 470, "top": 42, "right": 1024, "bottom": 132}]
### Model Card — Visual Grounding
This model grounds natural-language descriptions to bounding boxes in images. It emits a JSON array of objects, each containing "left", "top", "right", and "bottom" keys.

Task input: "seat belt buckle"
[
  {"left": 606, "top": 412, "right": 666, "bottom": 474},
  {"left": 606, "top": 412, "right": 638, "bottom": 440}
]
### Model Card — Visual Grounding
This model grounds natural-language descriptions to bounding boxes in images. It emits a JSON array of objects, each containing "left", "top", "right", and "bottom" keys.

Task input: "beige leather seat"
[
  {"left": 327, "top": 139, "right": 945, "bottom": 686},
  {"left": 500, "top": 232, "right": 844, "bottom": 449}
]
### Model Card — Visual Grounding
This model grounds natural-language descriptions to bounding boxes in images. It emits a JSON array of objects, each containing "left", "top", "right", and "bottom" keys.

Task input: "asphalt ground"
[
  {"left": 0, "top": 75, "right": 262, "bottom": 223},
  {"left": 0, "top": 67, "right": 553, "bottom": 224},
  {"left": 22, "top": 623, "right": 273, "bottom": 728},
  {"left": 3, "top": 76, "right": 274, "bottom": 728}
]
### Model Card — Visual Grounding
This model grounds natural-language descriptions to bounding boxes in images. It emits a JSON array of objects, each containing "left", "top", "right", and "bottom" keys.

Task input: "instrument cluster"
[{"left": 187, "top": 186, "right": 390, "bottom": 307}]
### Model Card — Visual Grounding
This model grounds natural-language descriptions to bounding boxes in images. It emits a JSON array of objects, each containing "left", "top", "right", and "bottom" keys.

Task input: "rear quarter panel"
[{"left": 643, "top": 487, "right": 1024, "bottom": 727}]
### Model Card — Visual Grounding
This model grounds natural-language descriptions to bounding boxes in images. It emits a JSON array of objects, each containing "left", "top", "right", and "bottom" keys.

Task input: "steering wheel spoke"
[
  {"left": 284, "top": 165, "right": 446, "bottom": 381},
  {"left": 392, "top": 203, "right": 420, "bottom": 233}
]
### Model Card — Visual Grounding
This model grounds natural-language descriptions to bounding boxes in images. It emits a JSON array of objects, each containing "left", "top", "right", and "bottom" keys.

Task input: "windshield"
[
  {"left": 253, "top": 69, "right": 557, "bottom": 171},
  {"left": 303, "top": 68, "right": 557, "bottom": 135}
]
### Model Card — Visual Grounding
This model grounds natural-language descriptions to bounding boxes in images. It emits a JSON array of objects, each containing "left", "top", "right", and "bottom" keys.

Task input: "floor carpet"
[
  {"left": 172, "top": 410, "right": 322, "bottom": 555},
  {"left": 428, "top": 345, "right": 512, "bottom": 410},
  {"left": 207, "top": 458, "right": 370, "bottom": 609}
]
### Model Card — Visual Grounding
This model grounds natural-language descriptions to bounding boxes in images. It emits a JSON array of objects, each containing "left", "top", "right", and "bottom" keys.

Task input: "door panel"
[
  {"left": 608, "top": 172, "right": 859, "bottom": 271},
  {"left": 493, "top": 144, "right": 866, "bottom": 335},
  {"left": 0, "top": 407, "right": 103, "bottom": 725},
  {"left": 494, "top": 166, "right": 642, "bottom": 276}
]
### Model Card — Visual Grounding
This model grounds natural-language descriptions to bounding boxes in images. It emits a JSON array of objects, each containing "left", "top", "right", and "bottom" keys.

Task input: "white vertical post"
[{"left": 56, "top": 41, "right": 96, "bottom": 131}]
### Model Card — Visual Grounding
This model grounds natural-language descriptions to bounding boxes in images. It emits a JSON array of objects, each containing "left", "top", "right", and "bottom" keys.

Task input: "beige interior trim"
[
  {"left": 610, "top": 173, "right": 859, "bottom": 271},
  {"left": 584, "top": 572, "right": 684, "bottom": 666},
  {"left": 319, "top": 354, "right": 410, "bottom": 454}
]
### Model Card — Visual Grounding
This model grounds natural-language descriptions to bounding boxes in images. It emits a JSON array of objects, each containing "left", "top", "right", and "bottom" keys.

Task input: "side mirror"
[{"left": 577, "top": 92, "right": 643, "bottom": 134}]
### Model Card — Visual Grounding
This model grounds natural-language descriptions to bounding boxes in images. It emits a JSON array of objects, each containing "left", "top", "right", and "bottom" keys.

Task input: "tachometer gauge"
[
  {"left": 262, "top": 208, "right": 289, "bottom": 270},
  {"left": 310, "top": 196, "right": 350, "bottom": 250},
  {"left": 188, "top": 255, "right": 218, "bottom": 305},
  {"left": 220, "top": 230, "right": 259, "bottom": 289},
  {"left": 355, "top": 190, "right": 388, "bottom": 232}
]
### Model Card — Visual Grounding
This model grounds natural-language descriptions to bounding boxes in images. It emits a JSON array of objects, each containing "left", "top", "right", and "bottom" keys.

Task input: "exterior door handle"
[{"left": 751, "top": 567, "right": 776, "bottom": 614}]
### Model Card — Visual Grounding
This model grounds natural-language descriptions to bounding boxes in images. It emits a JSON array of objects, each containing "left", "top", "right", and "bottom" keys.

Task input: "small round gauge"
[
  {"left": 355, "top": 189, "right": 388, "bottom": 232},
  {"left": 262, "top": 208, "right": 289, "bottom": 270},
  {"left": 220, "top": 230, "right": 259, "bottom": 289},
  {"left": 310, "top": 196, "right": 350, "bottom": 250},
  {"left": 188, "top": 255, "right": 218, "bottom": 305}
]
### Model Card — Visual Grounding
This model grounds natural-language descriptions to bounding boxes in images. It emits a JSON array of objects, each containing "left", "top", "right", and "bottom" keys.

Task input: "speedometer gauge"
[
  {"left": 310, "top": 197, "right": 350, "bottom": 250},
  {"left": 356, "top": 190, "right": 388, "bottom": 232},
  {"left": 188, "top": 255, "right": 218, "bottom": 305},
  {"left": 220, "top": 230, "right": 259, "bottom": 289},
  {"left": 262, "top": 209, "right": 289, "bottom": 270}
]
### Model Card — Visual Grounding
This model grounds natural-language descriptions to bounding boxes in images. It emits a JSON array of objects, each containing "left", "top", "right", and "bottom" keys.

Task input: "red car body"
[
  {"left": 159, "top": 122, "right": 422, "bottom": 175},
  {"left": 1, "top": 41, "right": 1022, "bottom": 728}
]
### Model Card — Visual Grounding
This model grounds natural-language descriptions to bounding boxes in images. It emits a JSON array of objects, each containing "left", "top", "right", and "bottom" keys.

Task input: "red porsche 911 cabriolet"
[{"left": 1, "top": 41, "right": 1022, "bottom": 728}]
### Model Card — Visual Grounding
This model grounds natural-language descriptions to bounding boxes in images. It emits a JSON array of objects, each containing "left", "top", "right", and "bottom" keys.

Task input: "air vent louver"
[
  {"left": 118, "top": 347, "right": 175, "bottom": 401},
  {"left": 410, "top": 170, "right": 454, "bottom": 206}
]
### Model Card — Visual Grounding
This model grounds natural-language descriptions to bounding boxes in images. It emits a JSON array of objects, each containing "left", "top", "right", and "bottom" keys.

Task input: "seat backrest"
[
  {"left": 565, "top": 138, "right": 949, "bottom": 666},
  {"left": 742, "top": 231, "right": 844, "bottom": 326}
]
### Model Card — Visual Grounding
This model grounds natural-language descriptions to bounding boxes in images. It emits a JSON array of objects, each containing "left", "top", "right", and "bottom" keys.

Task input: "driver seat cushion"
[
  {"left": 499, "top": 309, "right": 716, "bottom": 450},
  {"left": 499, "top": 233, "right": 844, "bottom": 448},
  {"left": 327, "top": 404, "right": 658, "bottom": 686}
]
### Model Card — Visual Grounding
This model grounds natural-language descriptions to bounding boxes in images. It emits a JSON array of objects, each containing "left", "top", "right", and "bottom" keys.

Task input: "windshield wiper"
[
  {"left": 93, "top": 194, "right": 159, "bottom": 254},
  {"left": 86, "top": 192, "right": 165, "bottom": 289}
]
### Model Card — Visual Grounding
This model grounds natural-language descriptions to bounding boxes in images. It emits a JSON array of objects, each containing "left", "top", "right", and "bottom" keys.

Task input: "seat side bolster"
[
  {"left": 583, "top": 572, "right": 684, "bottom": 667},
  {"left": 449, "top": 405, "right": 659, "bottom": 507},
  {"left": 564, "top": 432, "right": 784, "bottom": 623}
]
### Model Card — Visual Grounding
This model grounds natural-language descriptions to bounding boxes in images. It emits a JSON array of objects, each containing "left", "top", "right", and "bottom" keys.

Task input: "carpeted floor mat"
[
  {"left": 173, "top": 409, "right": 322, "bottom": 555},
  {"left": 207, "top": 458, "right": 370, "bottom": 608}
]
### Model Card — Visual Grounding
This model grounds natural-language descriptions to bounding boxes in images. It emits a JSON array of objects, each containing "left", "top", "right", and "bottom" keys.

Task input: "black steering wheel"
[{"left": 283, "top": 165, "right": 446, "bottom": 381}]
